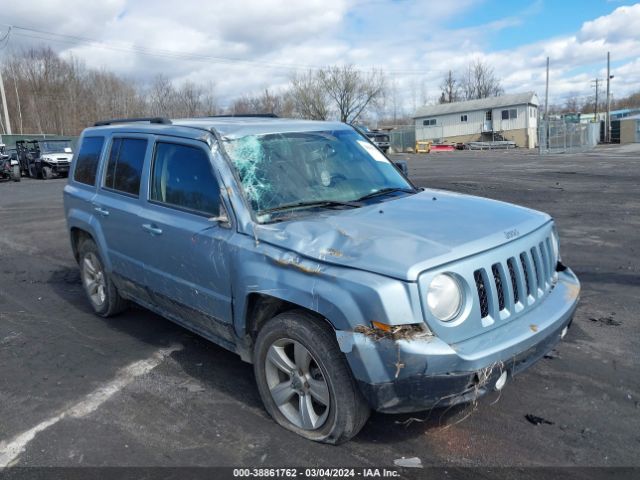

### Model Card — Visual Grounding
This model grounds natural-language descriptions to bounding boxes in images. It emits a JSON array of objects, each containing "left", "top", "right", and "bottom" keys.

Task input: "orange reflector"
[{"left": 371, "top": 321, "right": 393, "bottom": 332}]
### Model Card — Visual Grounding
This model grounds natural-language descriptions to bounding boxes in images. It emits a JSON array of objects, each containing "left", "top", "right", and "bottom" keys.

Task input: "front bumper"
[{"left": 336, "top": 268, "right": 579, "bottom": 413}]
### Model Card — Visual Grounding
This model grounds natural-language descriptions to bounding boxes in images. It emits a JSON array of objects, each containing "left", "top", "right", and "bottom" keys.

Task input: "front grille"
[
  {"left": 472, "top": 234, "right": 556, "bottom": 321},
  {"left": 474, "top": 270, "right": 489, "bottom": 318}
]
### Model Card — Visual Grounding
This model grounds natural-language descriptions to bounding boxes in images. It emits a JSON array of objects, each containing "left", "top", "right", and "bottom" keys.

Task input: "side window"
[
  {"left": 509, "top": 108, "right": 518, "bottom": 119},
  {"left": 150, "top": 142, "right": 220, "bottom": 216},
  {"left": 104, "top": 138, "right": 147, "bottom": 196},
  {"left": 501, "top": 109, "right": 509, "bottom": 120},
  {"left": 73, "top": 136, "right": 104, "bottom": 186},
  {"left": 460, "top": 114, "right": 468, "bottom": 122}
]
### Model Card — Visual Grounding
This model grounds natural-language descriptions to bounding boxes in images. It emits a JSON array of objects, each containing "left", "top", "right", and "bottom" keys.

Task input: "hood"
[
  {"left": 254, "top": 190, "right": 551, "bottom": 281},
  {"left": 41, "top": 153, "right": 73, "bottom": 163}
]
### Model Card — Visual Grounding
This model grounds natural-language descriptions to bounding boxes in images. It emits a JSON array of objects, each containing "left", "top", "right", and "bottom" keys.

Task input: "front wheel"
[
  {"left": 42, "top": 166, "right": 52, "bottom": 180},
  {"left": 11, "top": 165, "right": 20, "bottom": 182},
  {"left": 253, "top": 310, "right": 370, "bottom": 444}
]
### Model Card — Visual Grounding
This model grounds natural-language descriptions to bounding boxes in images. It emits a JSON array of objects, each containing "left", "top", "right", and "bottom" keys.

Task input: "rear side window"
[
  {"left": 73, "top": 136, "right": 104, "bottom": 186},
  {"left": 150, "top": 142, "right": 220, "bottom": 216},
  {"left": 104, "top": 138, "right": 148, "bottom": 196}
]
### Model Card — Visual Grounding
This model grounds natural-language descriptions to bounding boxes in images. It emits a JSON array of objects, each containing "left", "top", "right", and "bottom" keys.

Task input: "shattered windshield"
[
  {"left": 38, "top": 140, "right": 72, "bottom": 154},
  {"left": 223, "top": 129, "right": 413, "bottom": 222}
]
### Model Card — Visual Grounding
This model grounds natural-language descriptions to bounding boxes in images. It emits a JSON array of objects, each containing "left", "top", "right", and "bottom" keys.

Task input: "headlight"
[
  {"left": 427, "top": 273, "right": 463, "bottom": 322},
  {"left": 551, "top": 227, "right": 561, "bottom": 264}
]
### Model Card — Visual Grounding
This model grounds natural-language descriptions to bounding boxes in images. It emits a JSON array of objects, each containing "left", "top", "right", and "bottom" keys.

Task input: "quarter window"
[
  {"left": 150, "top": 142, "right": 220, "bottom": 216},
  {"left": 73, "top": 136, "right": 104, "bottom": 186},
  {"left": 104, "top": 138, "right": 147, "bottom": 196}
]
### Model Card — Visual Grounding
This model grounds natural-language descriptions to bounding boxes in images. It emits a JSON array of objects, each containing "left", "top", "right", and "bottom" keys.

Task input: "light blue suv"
[{"left": 64, "top": 116, "right": 580, "bottom": 444}]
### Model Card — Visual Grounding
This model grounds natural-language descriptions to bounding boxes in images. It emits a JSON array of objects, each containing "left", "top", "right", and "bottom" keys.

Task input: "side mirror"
[
  {"left": 393, "top": 160, "right": 409, "bottom": 176},
  {"left": 208, "top": 199, "right": 231, "bottom": 228}
]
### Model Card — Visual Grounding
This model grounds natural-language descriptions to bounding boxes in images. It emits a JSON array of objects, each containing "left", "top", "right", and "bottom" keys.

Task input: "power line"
[{"left": 2, "top": 23, "right": 440, "bottom": 76}]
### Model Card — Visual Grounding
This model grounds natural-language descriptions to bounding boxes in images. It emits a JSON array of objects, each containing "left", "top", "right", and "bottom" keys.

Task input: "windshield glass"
[
  {"left": 38, "top": 140, "right": 72, "bottom": 154},
  {"left": 223, "top": 129, "right": 413, "bottom": 222}
]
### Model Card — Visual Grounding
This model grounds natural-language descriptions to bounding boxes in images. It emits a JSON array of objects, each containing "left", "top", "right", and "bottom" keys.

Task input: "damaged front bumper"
[{"left": 336, "top": 268, "right": 580, "bottom": 413}]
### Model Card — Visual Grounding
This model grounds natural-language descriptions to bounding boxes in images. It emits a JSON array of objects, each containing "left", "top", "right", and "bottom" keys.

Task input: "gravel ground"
[{"left": 0, "top": 144, "right": 638, "bottom": 469}]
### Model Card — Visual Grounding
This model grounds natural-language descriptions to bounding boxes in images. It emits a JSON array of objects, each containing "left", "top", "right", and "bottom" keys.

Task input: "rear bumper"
[{"left": 336, "top": 268, "right": 579, "bottom": 413}]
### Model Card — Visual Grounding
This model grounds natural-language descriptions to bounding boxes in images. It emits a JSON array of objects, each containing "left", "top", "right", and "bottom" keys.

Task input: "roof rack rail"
[
  {"left": 206, "top": 113, "right": 278, "bottom": 118},
  {"left": 94, "top": 117, "right": 172, "bottom": 127}
]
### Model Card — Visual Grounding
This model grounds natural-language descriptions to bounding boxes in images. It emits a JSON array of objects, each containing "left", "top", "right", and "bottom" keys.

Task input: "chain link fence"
[
  {"left": 387, "top": 126, "right": 416, "bottom": 153},
  {"left": 538, "top": 120, "right": 599, "bottom": 154}
]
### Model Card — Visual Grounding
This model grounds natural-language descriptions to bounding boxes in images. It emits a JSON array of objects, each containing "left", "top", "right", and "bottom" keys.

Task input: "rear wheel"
[
  {"left": 78, "top": 238, "right": 128, "bottom": 317},
  {"left": 253, "top": 310, "right": 370, "bottom": 444}
]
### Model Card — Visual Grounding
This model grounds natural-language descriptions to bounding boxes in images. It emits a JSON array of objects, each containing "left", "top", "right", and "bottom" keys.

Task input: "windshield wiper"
[
  {"left": 260, "top": 199, "right": 362, "bottom": 214},
  {"left": 354, "top": 187, "right": 416, "bottom": 202}
]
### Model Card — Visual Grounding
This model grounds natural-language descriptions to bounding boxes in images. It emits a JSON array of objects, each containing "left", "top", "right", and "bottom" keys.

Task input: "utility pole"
[
  {"left": 0, "top": 68, "right": 11, "bottom": 135},
  {"left": 606, "top": 51, "right": 611, "bottom": 143},
  {"left": 544, "top": 56, "right": 550, "bottom": 150},
  {"left": 591, "top": 78, "right": 599, "bottom": 118}
]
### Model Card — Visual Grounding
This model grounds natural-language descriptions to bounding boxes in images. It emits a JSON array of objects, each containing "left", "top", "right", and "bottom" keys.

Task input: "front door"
[{"left": 138, "top": 138, "right": 234, "bottom": 343}]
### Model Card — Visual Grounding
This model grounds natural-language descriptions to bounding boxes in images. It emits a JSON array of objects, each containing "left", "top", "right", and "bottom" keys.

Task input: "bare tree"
[
  {"left": 318, "top": 65, "right": 386, "bottom": 123},
  {"left": 460, "top": 59, "right": 503, "bottom": 100},
  {"left": 289, "top": 70, "right": 330, "bottom": 120},
  {"left": 439, "top": 70, "right": 459, "bottom": 104},
  {"left": 148, "top": 74, "right": 177, "bottom": 116},
  {"left": 176, "top": 81, "right": 203, "bottom": 117}
]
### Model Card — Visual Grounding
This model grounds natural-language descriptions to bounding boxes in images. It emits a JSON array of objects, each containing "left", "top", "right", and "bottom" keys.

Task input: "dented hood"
[{"left": 255, "top": 190, "right": 551, "bottom": 281}]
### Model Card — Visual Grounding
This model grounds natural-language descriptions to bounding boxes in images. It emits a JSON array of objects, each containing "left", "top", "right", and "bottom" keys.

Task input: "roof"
[
  {"left": 90, "top": 117, "right": 351, "bottom": 140},
  {"left": 414, "top": 92, "right": 538, "bottom": 118},
  {"left": 620, "top": 114, "right": 640, "bottom": 121}
]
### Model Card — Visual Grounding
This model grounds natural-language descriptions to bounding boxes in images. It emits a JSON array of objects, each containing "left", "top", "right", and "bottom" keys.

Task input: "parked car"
[
  {"left": 0, "top": 144, "right": 20, "bottom": 182},
  {"left": 17, "top": 139, "right": 73, "bottom": 179},
  {"left": 64, "top": 116, "right": 580, "bottom": 444}
]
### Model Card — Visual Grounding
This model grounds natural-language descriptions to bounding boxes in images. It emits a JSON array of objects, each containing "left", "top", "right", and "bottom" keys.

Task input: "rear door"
[
  {"left": 92, "top": 134, "right": 152, "bottom": 300},
  {"left": 138, "top": 137, "right": 235, "bottom": 343}
]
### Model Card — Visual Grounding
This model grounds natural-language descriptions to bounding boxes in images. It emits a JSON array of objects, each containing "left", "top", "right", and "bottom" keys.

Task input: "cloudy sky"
[{"left": 1, "top": 0, "right": 639, "bottom": 112}]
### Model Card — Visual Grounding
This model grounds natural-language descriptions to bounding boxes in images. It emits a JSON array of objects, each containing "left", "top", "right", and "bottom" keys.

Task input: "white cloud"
[{"left": 1, "top": 0, "right": 639, "bottom": 111}]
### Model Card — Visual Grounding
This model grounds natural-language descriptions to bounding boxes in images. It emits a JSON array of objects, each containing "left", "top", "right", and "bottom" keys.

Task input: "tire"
[
  {"left": 78, "top": 237, "right": 128, "bottom": 317},
  {"left": 11, "top": 165, "right": 20, "bottom": 182},
  {"left": 42, "top": 166, "right": 52, "bottom": 180},
  {"left": 253, "top": 310, "right": 370, "bottom": 444}
]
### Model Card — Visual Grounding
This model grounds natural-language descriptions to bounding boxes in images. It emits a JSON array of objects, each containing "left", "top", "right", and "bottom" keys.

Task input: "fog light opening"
[
  {"left": 561, "top": 326, "right": 569, "bottom": 340},
  {"left": 494, "top": 371, "right": 508, "bottom": 391}
]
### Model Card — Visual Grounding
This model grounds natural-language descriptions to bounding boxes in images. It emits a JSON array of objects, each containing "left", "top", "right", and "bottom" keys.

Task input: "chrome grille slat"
[
  {"left": 545, "top": 237, "right": 555, "bottom": 276},
  {"left": 530, "top": 247, "right": 543, "bottom": 293},
  {"left": 538, "top": 242, "right": 549, "bottom": 287}
]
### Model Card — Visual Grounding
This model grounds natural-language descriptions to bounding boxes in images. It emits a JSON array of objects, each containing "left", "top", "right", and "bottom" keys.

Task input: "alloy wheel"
[{"left": 264, "top": 338, "right": 330, "bottom": 430}]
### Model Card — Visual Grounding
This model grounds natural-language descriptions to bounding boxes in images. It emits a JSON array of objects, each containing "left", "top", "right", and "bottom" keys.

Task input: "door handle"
[
  {"left": 141, "top": 223, "right": 163, "bottom": 236},
  {"left": 93, "top": 206, "right": 110, "bottom": 217}
]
